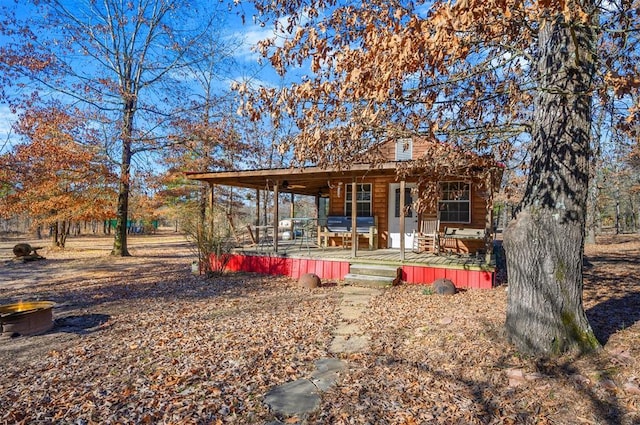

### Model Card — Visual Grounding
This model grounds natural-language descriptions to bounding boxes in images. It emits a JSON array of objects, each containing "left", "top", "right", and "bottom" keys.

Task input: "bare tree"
[{"left": 0, "top": 0, "right": 214, "bottom": 255}]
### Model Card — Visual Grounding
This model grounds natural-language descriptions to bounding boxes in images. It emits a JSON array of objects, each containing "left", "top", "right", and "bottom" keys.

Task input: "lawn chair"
[{"left": 412, "top": 214, "right": 440, "bottom": 254}]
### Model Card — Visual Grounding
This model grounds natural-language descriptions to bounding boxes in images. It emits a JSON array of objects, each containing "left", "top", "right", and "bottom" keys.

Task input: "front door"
[{"left": 388, "top": 183, "right": 418, "bottom": 248}]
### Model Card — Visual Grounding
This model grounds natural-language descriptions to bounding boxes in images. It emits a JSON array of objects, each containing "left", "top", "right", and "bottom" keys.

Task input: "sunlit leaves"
[
  {"left": 0, "top": 105, "right": 117, "bottom": 227},
  {"left": 237, "top": 0, "right": 640, "bottom": 178},
  {"left": 0, "top": 0, "right": 222, "bottom": 255}
]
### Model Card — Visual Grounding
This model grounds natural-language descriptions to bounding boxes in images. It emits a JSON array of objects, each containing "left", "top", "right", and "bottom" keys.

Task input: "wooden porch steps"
[{"left": 344, "top": 264, "right": 400, "bottom": 288}]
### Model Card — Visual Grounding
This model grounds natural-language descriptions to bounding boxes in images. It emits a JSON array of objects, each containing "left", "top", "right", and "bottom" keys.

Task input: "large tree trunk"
[
  {"left": 503, "top": 8, "right": 600, "bottom": 355},
  {"left": 111, "top": 101, "right": 134, "bottom": 256}
]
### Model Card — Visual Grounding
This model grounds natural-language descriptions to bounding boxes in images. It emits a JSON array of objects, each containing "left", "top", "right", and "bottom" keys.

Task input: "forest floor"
[{"left": 0, "top": 230, "right": 639, "bottom": 424}]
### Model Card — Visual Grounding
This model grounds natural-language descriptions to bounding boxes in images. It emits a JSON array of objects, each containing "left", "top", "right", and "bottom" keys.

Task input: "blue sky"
[{"left": 0, "top": 0, "right": 295, "bottom": 151}]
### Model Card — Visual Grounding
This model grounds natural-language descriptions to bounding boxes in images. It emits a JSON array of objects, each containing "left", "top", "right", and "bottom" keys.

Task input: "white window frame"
[
  {"left": 345, "top": 183, "right": 372, "bottom": 217},
  {"left": 438, "top": 181, "right": 471, "bottom": 223}
]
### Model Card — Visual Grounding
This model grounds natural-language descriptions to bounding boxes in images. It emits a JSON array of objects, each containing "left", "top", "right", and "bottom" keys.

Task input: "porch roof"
[{"left": 186, "top": 162, "right": 400, "bottom": 197}]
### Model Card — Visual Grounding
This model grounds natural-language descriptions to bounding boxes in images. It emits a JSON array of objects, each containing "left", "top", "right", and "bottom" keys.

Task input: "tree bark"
[
  {"left": 585, "top": 104, "right": 605, "bottom": 245},
  {"left": 111, "top": 100, "right": 134, "bottom": 256},
  {"left": 59, "top": 220, "right": 68, "bottom": 248},
  {"left": 615, "top": 197, "right": 621, "bottom": 234},
  {"left": 503, "top": 8, "right": 600, "bottom": 355},
  {"left": 50, "top": 222, "right": 58, "bottom": 247},
  {"left": 199, "top": 185, "right": 207, "bottom": 230},
  {"left": 585, "top": 169, "right": 600, "bottom": 244}
]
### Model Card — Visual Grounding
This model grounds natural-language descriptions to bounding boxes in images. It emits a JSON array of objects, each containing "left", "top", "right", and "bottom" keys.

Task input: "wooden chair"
[{"left": 412, "top": 215, "right": 440, "bottom": 253}]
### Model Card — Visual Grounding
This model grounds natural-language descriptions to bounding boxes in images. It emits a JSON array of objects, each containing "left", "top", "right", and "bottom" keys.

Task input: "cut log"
[{"left": 13, "top": 244, "right": 32, "bottom": 257}]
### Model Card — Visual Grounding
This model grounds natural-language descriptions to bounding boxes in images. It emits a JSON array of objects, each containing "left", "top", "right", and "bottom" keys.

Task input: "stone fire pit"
[{"left": 0, "top": 301, "right": 55, "bottom": 336}]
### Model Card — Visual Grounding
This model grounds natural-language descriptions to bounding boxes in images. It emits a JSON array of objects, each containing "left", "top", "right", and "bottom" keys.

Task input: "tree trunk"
[
  {"left": 585, "top": 170, "right": 600, "bottom": 244},
  {"left": 615, "top": 198, "right": 621, "bottom": 234},
  {"left": 59, "top": 220, "right": 68, "bottom": 248},
  {"left": 199, "top": 185, "right": 207, "bottom": 229},
  {"left": 585, "top": 104, "right": 605, "bottom": 245},
  {"left": 630, "top": 196, "right": 636, "bottom": 233},
  {"left": 111, "top": 100, "right": 134, "bottom": 256},
  {"left": 50, "top": 222, "right": 58, "bottom": 247},
  {"left": 503, "top": 8, "right": 600, "bottom": 355}
]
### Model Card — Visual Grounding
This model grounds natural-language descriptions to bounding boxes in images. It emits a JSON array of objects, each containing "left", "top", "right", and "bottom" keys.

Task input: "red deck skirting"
[
  {"left": 401, "top": 265, "right": 493, "bottom": 289},
  {"left": 210, "top": 253, "right": 494, "bottom": 289}
]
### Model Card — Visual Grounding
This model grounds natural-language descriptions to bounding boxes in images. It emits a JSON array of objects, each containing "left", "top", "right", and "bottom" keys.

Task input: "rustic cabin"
[{"left": 186, "top": 138, "right": 503, "bottom": 289}]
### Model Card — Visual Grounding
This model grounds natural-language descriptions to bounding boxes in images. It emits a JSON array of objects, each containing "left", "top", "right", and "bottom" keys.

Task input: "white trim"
[{"left": 388, "top": 183, "right": 418, "bottom": 248}]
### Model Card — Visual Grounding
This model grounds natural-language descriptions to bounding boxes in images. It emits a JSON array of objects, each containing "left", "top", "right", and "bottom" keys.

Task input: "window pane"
[
  {"left": 395, "top": 188, "right": 413, "bottom": 218},
  {"left": 438, "top": 181, "right": 470, "bottom": 223},
  {"left": 357, "top": 203, "right": 370, "bottom": 217},
  {"left": 345, "top": 183, "right": 372, "bottom": 216}
]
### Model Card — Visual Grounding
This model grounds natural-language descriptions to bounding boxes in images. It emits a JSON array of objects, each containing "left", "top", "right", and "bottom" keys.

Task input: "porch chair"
[{"left": 412, "top": 214, "right": 440, "bottom": 254}]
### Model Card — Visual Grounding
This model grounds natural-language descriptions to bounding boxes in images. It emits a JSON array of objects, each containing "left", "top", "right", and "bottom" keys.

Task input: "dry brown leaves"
[
  {"left": 307, "top": 234, "right": 640, "bottom": 425},
  {"left": 0, "top": 235, "right": 340, "bottom": 424},
  {"left": 1, "top": 232, "right": 639, "bottom": 424}
]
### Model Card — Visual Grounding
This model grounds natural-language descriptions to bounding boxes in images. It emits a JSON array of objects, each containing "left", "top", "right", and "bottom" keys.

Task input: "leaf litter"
[{"left": 0, "top": 232, "right": 638, "bottom": 424}]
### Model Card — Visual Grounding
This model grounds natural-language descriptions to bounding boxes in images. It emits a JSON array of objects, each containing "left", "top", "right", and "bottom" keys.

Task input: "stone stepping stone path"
[
  {"left": 330, "top": 286, "right": 382, "bottom": 354},
  {"left": 264, "top": 285, "right": 382, "bottom": 423},
  {"left": 263, "top": 357, "right": 346, "bottom": 423}
]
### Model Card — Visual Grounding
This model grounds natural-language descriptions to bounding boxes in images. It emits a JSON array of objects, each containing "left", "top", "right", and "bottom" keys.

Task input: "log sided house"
[{"left": 186, "top": 138, "right": 504, "bottom": 289}]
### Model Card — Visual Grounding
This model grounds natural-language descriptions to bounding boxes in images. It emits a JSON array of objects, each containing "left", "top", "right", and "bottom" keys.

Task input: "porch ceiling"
[{"left": 186, "top": 162, "right": 400, "bottom": 196}]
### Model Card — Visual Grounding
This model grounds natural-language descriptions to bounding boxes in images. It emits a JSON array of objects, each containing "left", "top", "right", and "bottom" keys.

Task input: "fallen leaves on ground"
[
  {"left": 1, "top": 233, "right": 639, "bottom": 424},
  {"left": 308, "top": 234, "right": 640, "bottom": 425},
  {"left": 1, "top": 236, "right": 339, "bottom": 424}
]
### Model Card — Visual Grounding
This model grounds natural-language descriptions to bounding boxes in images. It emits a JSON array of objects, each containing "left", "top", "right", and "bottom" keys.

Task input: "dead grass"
[{"left": 0, "top": 231, "right": 639, "bottom": 424}]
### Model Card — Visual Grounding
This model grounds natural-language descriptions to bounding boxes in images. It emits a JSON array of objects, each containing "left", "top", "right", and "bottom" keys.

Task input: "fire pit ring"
[{"left": 0, "top": 301, "right": 55, "bottom": 336}]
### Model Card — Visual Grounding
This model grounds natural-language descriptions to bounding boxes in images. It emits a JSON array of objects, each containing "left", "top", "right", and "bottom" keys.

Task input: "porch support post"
[
  {"left": 290, "top": 193, "right": 295, "bottom": 234},
  {"left": 208, "top": 183, "right": 214, "bottom": 225},
  {"left": 315, "top": 193, "right": 321, "bottom": 247},
  {"left": 399, "top": 179, "right": 406, "bottom": 261},
  {"left": 351, "top": 180, "right": 357, "bottom": 257},
  {"left": 208, "top": 183, "right": 215, "bottom": 247},
  {"left": 255, "top": 189, "right": 260, "bottom": 244},
  {"left": 273, "top": 181, "right": 279, "bottom": 253},
  {"left": 208, "top": 183, "right": 215, "bottom": 274}
]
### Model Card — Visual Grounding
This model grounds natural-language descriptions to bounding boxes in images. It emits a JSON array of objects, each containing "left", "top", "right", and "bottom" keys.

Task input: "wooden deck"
[
  {"left": 233, "top": 242, "right": 493, "bottom": 270},
  {"left": 212, "top": 240, "right": 497, "bottom": 289}
]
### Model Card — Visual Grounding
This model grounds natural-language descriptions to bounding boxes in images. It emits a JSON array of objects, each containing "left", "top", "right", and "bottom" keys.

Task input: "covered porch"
[{"left": 186, "top": 159, "right": 502, "bottom": 289}]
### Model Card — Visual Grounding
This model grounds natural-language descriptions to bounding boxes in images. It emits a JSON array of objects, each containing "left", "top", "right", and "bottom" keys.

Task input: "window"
[
  {"left": 345, "top": 183, "right": 372, "bottom": 216},
  {"left": 394, "top": 187, "right": 413, "bottom": 217},
  {"left": 395, "top": 139, "right": 413, "bottom": 161},
  {"left": 318, "top": 197, "right": 329, "bottom": 228},
  {"left": 438, "top": 182, "right": 470, "bottom": 222}
]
